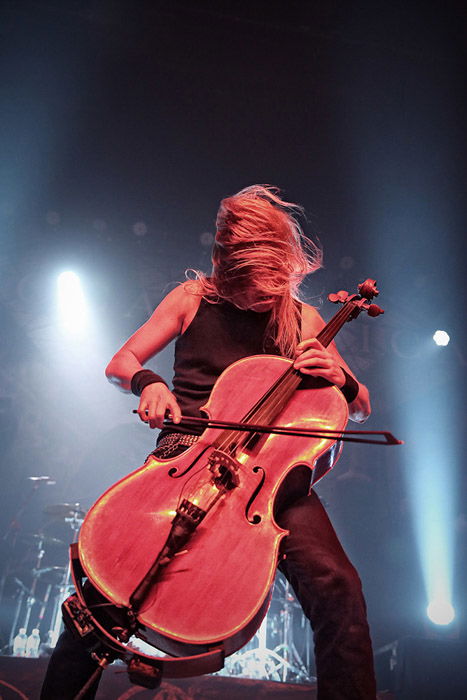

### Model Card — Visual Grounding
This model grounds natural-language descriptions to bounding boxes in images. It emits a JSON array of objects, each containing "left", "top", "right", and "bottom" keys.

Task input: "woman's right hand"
[{"left": 137, "top": 383, "right": 182, "bottom": 429}]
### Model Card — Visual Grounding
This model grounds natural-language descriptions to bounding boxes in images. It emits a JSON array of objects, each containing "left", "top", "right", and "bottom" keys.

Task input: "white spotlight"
[
  {"left": 433, "top": 330, "right": 450, "bottom": 346},
  {"left": 427, "top": 600, "right": 455, "bottom": 625},
  {"left": 57, "top": 271, "right": 87, "bottom": 333}
]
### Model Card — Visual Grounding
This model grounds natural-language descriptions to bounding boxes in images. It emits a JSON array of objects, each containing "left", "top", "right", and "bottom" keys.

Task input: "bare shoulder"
[
  {"left": 300, "top": 302, "right": 326, "bottom": 339},
  {"left": 161, "top": 280, "right": 200, "bottom": 311},
  {"left": 159, "top": 280, "right": 202, "bottom": 332}
]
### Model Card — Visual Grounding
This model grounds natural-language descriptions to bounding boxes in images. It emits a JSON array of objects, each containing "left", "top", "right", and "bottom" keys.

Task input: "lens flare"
[
  {"left": 433, "top": 330, "right": 450, "bottom": 346},
  {"left": 57, "top": 271, "right": 87, "bottom": 333},
  {"left": 427, "top": 600, "right": 455, "bottom": 625}
]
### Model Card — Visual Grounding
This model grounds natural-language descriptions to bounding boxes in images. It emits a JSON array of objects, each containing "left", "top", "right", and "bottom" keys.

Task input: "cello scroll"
[{"left": 328, "top": 278, "right": 384, "bottom": 318}]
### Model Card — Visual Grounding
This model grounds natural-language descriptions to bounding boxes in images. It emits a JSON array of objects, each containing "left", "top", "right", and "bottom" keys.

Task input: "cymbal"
[
  {"left": 34, "top": 565, "right": 67, "bottom": 577},
  {"left": 12, "top": 577, "right": 33, "bottom": 595},
  {"left": 44, "top": 503, "right": 86, "bottom": 519},
  {"left": 32, "top": 566, "right": 68, "bottom": 580},
  {"left": 22, "top": 533, "right": 65, "bottom": 547}
]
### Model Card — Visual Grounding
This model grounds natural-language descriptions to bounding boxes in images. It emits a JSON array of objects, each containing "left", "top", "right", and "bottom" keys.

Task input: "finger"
[
  {"left": 298, "top": 366, "right": 329, "bottom": 376},
  {"left": 294, "top": 353, "right": 332, "bottom": 370},
  {"left": 145, "top": 398, "right": 163, "bottom": 429},
  {"left": 167, "top": 398, "right": 182, "bottom": 424},
  {"left": 137, "top": 402, "right": 149, "bottom": 422},
  {"left": 294, "top": 348, "right": 329, "bottom": 363},
  {"left": 296, "top": 337, "right": 321, "bottom": 350},
  {"left": 298, "top": 365, "right": 346, "bottom": 387},
  {"left": 153, "top": 397, "right": 169, "bottom": 429},
  {"left": 295, "top": 338, "right": 323, "bottom": 354},
  {"left": 297, "top": 367, "right": 337, "bottom": 383},
  {"left": 147, "top": 406, "right": 160, "bottom": 429},
  {"left": 294, "top": 348, "right": 329, "bottom": 364},
  {"left": 146, "top": 405, "right": 158, "bottom": 429}
]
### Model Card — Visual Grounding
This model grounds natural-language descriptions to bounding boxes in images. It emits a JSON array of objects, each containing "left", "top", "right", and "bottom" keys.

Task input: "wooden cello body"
[
  {"left": 77, "top": 279, "right": 383, "bottom": 661},
  {"left": 78, "top": 355, "right": 348, "bottom": 656}
]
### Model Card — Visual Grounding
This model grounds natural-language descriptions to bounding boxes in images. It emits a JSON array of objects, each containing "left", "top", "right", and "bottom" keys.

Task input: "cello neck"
[
  {"left": 213, "top": 302, "right": 357, "bottom": 450},
  {"left": 214, "top": 293, "right": 369, "bottom": 452},
  {"left": 316, "top": 300, "right": 359, "bottom": 348}
]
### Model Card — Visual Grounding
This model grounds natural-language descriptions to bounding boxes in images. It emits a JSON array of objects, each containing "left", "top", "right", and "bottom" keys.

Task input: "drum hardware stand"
[
  {"left": 223, "top": 610, "right": 296, "bottom": 681},
  {"left": 6, "top": 578, "right": 31, "bottom": 652},
  {"left": 47, "top": 505, "right": 83, "bottom": 646},
  {"left": 272, "top": 580, "right": 311, "bottom": 683},
  {"left": 224, "top": 577, "right": 314, "bottom": 684},
  {"left": 35, "top": 581, "right": 53, "bottom": 636},
  {"left": 0, "top": 476, "right": 60, "bottom": 653},
  {"left": 7, "top": 534, "right": 47, "bottom": 650},
  {"left": 74, "top": 652, "right": 116, "bottom": 700},
  {"left": 22, "top": 538, "right": 47, "bottom": 633},
  {"left": 1, "top": 476, "right": 54, "bottom": 651},
  {"left": 64, "top": 543, "right": 224, "bottom": 697},
  {"left": 0, "top": 477, "right": 52, "bottom": 603}
]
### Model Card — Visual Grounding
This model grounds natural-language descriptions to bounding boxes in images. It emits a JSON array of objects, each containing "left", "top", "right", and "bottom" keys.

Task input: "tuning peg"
[
  {"left": 367, "top": 304, "right": 384, "bottom": 317},
  {"left": 328, "top": 291, "right": 349, "bottom": 304}
]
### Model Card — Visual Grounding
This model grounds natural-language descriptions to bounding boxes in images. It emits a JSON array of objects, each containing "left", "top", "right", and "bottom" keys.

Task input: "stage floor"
[{"left": 0, "top": 656, "right": 398, "bottom": 699}]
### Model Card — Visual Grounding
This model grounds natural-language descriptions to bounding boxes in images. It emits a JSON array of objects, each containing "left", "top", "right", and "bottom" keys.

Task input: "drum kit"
[
  {"left": 219, "top": 573, "right": 316, "bottom": 684},
  {"left": 0, "top": 488, "right": 86, "bottom": 655}
]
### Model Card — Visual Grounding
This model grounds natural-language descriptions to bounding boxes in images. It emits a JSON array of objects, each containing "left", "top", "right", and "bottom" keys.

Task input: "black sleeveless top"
[{"left": 159, "top": 299, "right": 283, "bottom": 439}]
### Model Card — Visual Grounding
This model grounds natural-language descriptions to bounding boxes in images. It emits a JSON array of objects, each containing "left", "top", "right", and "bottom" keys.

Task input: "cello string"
[
  {"left": 215, "top": 364, "right": 298, "bottom": 452},
  {"left": 316, "top": 301, "right": 355, "bottom": 347},
  {"left": 240, "top": 371, "right": 301, "bottom": 451},
  {"left": 215, "top": 299, "right": 358, "bottom": 453},
  {"left": 238, "top": 301, "right": 357, "bottom": 448},
  {"left": 245, "top": 301, "right": 355, "bottom": 426},
  {"left": 218, "top": 303, "right": 355, "bottom": 452},
  {"left": 215, "top": 369, "right": 299, "bottom": 453}
]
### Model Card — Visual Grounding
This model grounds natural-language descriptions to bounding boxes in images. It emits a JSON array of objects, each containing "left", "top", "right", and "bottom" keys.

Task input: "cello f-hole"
[
  {"left": 245, "top": 466, "right": 265, "bottom": 525},
  {"left": 166, "top": 446, "right": 210, "bottom": 478}
]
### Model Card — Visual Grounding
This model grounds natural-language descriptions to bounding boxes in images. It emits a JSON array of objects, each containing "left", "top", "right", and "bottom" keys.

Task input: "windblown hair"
[{"left": 190, "top": 185, "right": 322, "bottom": 357}]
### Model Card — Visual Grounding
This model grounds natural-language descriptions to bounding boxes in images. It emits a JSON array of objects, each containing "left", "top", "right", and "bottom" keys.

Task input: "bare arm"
[
  {"left": 105, "top": 283, "right": 200, "bottom": 428},
  {"left": 294, "top": 304, "right": 371, "bottom": 423}
]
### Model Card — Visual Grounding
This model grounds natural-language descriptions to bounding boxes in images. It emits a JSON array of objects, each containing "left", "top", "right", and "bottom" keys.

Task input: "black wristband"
[
  {"left": 130, "top": 370, "right": 168, "bottom": 397},
  {"left": 339, "top": 369, "right": 359, "bottom": 404}
]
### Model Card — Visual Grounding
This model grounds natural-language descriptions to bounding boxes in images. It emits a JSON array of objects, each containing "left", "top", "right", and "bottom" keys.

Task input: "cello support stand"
[
  {"left": 64, "top": 544, "right": 225, "bottom": 690},
  {"left": 73, "top": 653, "right": 115, "bottom": 700}
]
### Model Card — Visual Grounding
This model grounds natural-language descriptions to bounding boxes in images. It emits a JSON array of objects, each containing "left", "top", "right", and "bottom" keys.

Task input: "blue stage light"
[
  {"left": 433, "top": 330, "right": 450, "bottom": 346},
  {"left": 427, "top": 600, "right": 455, "bottom": 626},
  {"left": 401, "top": 380, "right": 457, "bottom": 638},
  {"left": 57, "top": 271, "right": 87, "bottom": 333}
]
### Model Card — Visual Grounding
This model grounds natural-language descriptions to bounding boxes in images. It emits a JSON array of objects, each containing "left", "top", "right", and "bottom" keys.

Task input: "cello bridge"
[{"left": 208, "top": 449, "right": 240, "bottom": 490}]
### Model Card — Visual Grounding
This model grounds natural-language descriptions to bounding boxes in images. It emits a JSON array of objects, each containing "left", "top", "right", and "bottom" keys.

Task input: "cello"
[{"left": 68, "top": 279, "right": 397, "bottom": 684}]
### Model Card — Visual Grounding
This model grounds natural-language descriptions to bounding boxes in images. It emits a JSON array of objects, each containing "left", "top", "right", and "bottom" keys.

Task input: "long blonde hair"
[{"left": 191, "top": 185, "right": 322, "bottom": 357}]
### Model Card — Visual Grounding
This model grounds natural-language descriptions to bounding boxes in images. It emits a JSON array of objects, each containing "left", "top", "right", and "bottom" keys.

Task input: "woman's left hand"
[{"left": 293, "top": 338, "right": 346, "bottom": 387}]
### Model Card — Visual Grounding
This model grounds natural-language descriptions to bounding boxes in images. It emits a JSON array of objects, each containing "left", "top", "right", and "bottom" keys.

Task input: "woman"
[{"left": 41, "top": 186, "right": 376, "bottom": 699}]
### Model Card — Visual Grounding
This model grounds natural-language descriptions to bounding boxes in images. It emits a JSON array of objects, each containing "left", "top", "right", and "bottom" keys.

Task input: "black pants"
[
  {"left": 41, "top": 441, "right": 377, "bottom": 699},
  {"left": 276, "top": 492, "right": 376, "bottom": 699}
]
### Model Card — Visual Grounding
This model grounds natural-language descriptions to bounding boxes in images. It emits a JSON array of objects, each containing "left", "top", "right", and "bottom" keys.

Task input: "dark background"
[{"left": 0, "top": 0, "right": 465, "bottom": 662}]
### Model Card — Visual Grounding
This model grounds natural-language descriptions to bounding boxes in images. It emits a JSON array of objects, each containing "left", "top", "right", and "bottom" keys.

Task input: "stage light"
[
  {"left": 400, "top": 367, "right": 457, "bottom": 640},
  {"left": 433, "top": 330, "right": 450, "bottom": 346},
  {"left": 57, "top": 271, "right": 87, "bottom": 333},
  {"left": 427, "top": 600, "right": 455, "bottom": 626}
]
